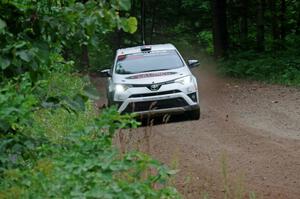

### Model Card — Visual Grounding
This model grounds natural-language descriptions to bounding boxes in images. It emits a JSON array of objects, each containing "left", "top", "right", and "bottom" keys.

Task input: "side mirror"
[
  {"left": 99, "top": 69, "right": 111, "bottom": 77},
  {"left": 188, "top": 60, "right": 200, "bottom": 68}
]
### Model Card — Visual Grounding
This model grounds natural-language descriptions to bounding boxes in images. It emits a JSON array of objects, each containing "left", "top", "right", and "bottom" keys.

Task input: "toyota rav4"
[{"left": 100, "top": 44, "right": 200, "bottom": 120}]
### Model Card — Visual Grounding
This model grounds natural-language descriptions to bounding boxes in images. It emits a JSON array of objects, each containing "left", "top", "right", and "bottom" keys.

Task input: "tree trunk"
[
  {"left": 131, "top": 0, "right": 136, "bottom": 15},
  {"left": 269, "top": 0, "right": 279, "bottom": 41},
  {"left": 150, "top": 0, "right": 157, "bottom": 43},
  {"left": 280, "top": 0, "right": 286, "bottom": 40},
  {"left": 212, "top": 0, "right": 229, "bottom": 58},
  {"left": 240, "top": 0, "right": 248, "bottom": 49},
  {"left": 81, "top": 44, "right": 89, "bottom": 69},
  {"left": 140, "top": 0, "right": 146, "bottom": 45},
  {"left": 256, "top": 0, "right": 265, "bottom": 52},
  {"left": 297, "top": 11, "right": 300, "bottom": 35}
]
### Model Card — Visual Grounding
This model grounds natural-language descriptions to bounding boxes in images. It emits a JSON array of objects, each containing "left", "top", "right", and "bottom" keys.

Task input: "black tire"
[{"left": 187, "top": 108, "right": 200, "bottom": 120}]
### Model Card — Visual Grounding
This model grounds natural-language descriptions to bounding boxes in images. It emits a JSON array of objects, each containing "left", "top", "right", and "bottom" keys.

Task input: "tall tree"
[
  {"left": 280, "top": 0, "right": 286, "bottom": 40},
  {"left": 212, "top": 0, "right": 229, "bottom": 57},
  {"left": 240, "top": 0, "right": 248, "bottom": 48},
  {"left": 256, "top": 0, "right": 265, "bottom": 51},
  {"left": 81, "top": 45, "right": 90, "bottom": 69},
  {"left": 150, "top": 0, "right": 158, "bottom": 43},
  {"left": 297, "top": 11, "right": 300, "bottom": 35},
  {"left": 269, "top": 0, "right": 280, "bottom": 41}
]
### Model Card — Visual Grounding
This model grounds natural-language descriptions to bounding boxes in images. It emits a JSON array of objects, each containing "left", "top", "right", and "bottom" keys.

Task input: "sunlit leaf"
[{"left": 124, "top": 17, "right": 137, "bottom": 33}]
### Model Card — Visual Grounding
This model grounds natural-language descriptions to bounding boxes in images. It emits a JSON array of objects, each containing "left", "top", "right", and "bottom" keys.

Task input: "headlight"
[
  {"left": 175, "top": 76, "right": 192, "bottom": 85},
  {"left": 115, "top": 84, "right": 129, "bottom": 93}
]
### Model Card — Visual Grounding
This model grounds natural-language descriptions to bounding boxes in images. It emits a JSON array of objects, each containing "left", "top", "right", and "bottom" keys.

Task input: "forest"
[
  {"left": 117, "top": 0, "right": 300, "bottom": 85},
  {"left": 0, "top": 0, "right": 300, "bottom": 198}
]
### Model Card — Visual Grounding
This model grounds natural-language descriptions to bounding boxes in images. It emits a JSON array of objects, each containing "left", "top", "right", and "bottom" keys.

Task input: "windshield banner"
[{"left": 126, "top": 72, "right": 177, "bottom": 79}]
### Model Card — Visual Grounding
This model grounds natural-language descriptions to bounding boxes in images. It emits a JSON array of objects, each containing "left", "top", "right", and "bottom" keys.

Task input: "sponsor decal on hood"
[{"left": 126, "top": 72, "right": 177, "bottom": 79}]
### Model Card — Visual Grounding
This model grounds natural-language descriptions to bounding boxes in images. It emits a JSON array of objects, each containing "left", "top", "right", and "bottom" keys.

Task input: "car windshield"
[{"left": 115, "top": 50, "right": 184, "bottom": 74}]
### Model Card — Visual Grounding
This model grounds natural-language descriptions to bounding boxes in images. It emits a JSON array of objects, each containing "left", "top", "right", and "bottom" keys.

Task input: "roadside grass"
[
  {"left": 30, "top": 101, "right": 96, "bottom": 143},
  {"left": 221, "top": 153, "right": 257, "bottom": 199}
]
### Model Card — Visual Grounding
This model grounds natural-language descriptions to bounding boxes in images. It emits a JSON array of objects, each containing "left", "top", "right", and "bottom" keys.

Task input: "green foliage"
[
  {"left": 0, "top": 0, "right": 178, "bottom": 198},
  {"left": 0, "top": 74, "right": 37, "bottom": 133},
  {"left": 0, "top": 72, "right": 180, "bottom": 198},
  {"left": 88, "top": 39, "right": 114, "bottom": 71},
  {"left": 219, "top": 49, "right": 300, "bottom": 85},
  {"left": 197, "top": 31, "right": 213, "bottom": 54},
  {"left": 1, "top": 106, "right": 180, "bottom": 198},
  {"left": 35, "top": 71, "right": 100, "bottom": 112},
  {"left": 124, "top": 17, "right": 138, "bottom": 34},
  {"left": 0, "top": 0, "right": 137, "bottom": 76}
]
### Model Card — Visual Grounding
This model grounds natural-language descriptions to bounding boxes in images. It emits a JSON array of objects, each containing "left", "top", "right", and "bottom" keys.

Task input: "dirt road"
[{"left": 92, "top": 68, "right": 300, "bottom": 198}]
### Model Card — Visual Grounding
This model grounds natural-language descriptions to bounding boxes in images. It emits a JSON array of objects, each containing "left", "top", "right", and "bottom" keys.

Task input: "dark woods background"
[
  {"left": 112, "top": 0, "right": 300, "bottom": 54},
  {"left": 100, "top": 0, "right": 300, "bottom": 85}
]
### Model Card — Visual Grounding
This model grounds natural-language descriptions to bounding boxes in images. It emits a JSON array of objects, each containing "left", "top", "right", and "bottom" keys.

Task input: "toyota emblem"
[{"left": 150, "top": 84, "right": 160, "bottom": 90}]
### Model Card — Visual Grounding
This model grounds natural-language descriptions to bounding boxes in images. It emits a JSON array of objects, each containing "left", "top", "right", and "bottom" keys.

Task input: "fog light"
[{"left": 188, "top": 92, "right": 197, "bottom": 102}]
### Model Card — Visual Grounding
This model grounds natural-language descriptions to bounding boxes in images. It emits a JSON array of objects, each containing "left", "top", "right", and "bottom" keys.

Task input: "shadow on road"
[{"left": 137, "top": 113, "right": 196, "bottom": 127}]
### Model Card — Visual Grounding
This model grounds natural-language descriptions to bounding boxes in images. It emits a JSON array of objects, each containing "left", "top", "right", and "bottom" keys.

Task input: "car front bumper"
[
  {"left": 115, "top": 91, "right": 199, "bottom": 115},
  {"left": 127, "top": 104, "right": 200, "bottom": 117},
  {"left": 111, "top": 80, "right": 200, "bottom": 115}
]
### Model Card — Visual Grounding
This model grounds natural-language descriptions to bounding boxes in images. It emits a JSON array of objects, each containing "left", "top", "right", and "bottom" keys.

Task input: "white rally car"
[{"left": 100, "top": 44, "right": 200, "bottom": 120}]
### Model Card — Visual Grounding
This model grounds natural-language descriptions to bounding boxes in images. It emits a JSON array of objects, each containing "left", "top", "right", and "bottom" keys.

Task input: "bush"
[
  {"left": 0, "top": 71, "right": 180, "bottom": 198},
  {"left": 0, "top": 1, "right": 179, "bottom": 198},
  {"left": 197, "top": 31, "right": 213, "bottom": 54},
  {"left": 219, "top": 50, "right": 300, "bottom": 86},
  {"left": 0, "top": 107, "right": 180, "bottom": 198},
  {"left": 0, "top": 74, "right": 37, "bottom": 133}
]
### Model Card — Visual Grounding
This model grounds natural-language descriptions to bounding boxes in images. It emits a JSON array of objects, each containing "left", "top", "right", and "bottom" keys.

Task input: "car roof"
[{"left": 116, "top": 43, "right": 176, "bottom": 56}]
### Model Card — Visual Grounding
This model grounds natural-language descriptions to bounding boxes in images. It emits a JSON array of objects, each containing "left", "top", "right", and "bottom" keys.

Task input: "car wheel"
[{"left": 187, "top": 108, "right": 200, "bottom": 120}]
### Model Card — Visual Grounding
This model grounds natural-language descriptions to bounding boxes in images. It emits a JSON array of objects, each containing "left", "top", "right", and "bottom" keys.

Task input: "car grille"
[
  {"left": 129, "top": 90, "right": 181, "bottom": 98},
  {"left": 122, "top": 97, "right": 188, "bottom": 113}
]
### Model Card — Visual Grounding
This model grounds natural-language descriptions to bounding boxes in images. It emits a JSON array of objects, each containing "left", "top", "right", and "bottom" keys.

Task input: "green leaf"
[
  {"left": 0, "top": 18, "right": 6, "bottom": 30},
  {"left": 17, "top": 50, "right": 31, "bottom": 62},
  {"left": 14, "top": 41, "right": 27, "bottom": 49},
  {"left": 0, "top": 57, "right": 10, "bottom": 69},
  {"left": 125, "top": 17, "right": 137, "bottom": 34},
  {"left": 119, "top": 0, "right": 131, "bottom": 11}
]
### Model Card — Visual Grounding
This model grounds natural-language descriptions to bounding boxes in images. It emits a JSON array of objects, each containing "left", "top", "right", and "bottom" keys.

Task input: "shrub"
[
  {"left": 218, "top": 50, "right": 300, "bottom": 86},
  {"left": 197, "top": 31, "right": 213, "bottom": 54},
  {"left": 0, "top": 107, "right": 180, "bottom": 198},
  {"left": 0, "top": 74, "right": 37, "bottom": 133},
  {"left": 0, "top": 70, "right": 180, "bottom": 198}
]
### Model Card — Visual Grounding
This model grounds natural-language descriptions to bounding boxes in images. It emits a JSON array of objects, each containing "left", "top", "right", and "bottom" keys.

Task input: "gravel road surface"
[{"left": 92, "top": 67, "right": 300, "bottom": 198}]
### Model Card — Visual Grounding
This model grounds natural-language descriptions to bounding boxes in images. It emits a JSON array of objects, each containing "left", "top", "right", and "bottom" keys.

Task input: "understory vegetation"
[
  {"left": 218, "top": 33, "right": 300, "bottom": 85},
  {"left": 0, "top": 1, "right": 179, "bottom": 198},
  {"left": 219, "top": 48, "right": 300, "bottom": 85}
]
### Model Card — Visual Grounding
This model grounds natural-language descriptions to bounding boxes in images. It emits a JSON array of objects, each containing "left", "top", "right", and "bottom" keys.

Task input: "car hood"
[{"left": 113, "top": 67, "right": 191, "bottom": 85}]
